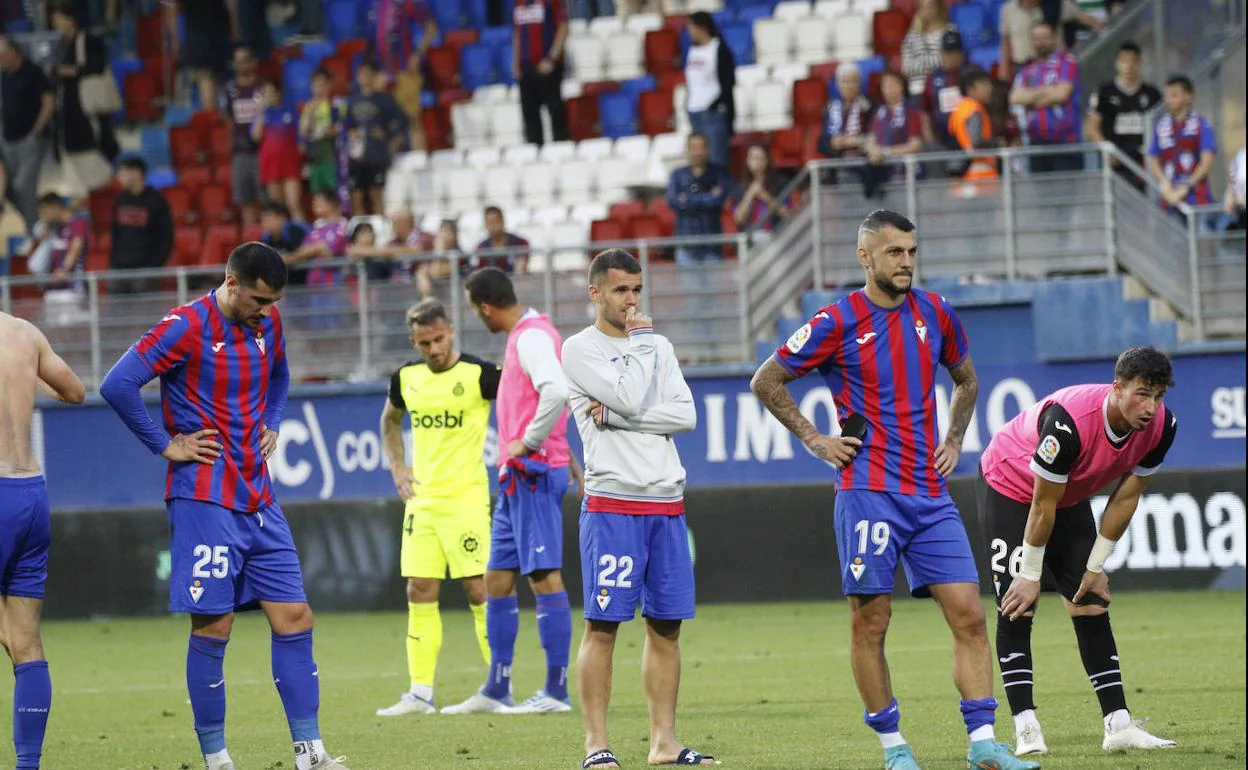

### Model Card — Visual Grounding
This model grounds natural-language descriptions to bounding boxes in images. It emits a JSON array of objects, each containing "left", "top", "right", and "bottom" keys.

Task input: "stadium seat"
[
  {"left": 474, "top": 84, "right": 514, "bottom": 103},
  {"left": 873, "top": 9, "right": 910, "bottom": 58},
  {"left": 561, "top": 79, "right": 583, "bottom": 101},
  {"left": 737, "top": 3, "right": 775, "bottom": 26},
  {"left": 438, "top": 88, "right": 471, "bottom": 107},
  {"left": 322, "top": 56, "right": 352, "bottom": 97},
  {"left": 179, "top": 165, "right": 212, "bottom": 194},
  {"left": 625, "top": 12, "right": 663, "bottom": 33},
  {"left": 88, "top": 190, "right": 115, "bottom": 234},
  {"left": 753, "top": 19, "right": 792, "bottom": 67},
  {"left": 657, "top": 70, "right": 685, "bottom": 94},
  {"left": 752, "top": 80, "right": 792, "bottom": 131},
  {"left": 465, "top": 146, "right": 501, "bottom": 169},
  {"left": 540, "top": 141, "right": 578, "bottom": 163},
  {"left": 504, "top": 144, "right": 540, "bottom": 166},
  {"left": 325, "top": 1, "right": 361, "bottom": 43},
  {"left": 809, "top": 60, "right": 839, "bottom": 83},
  {"left": 486, "top": 102, "right": 524, "bottom": 147},
  {"left": 951, "top": 4, "right": 991, "bottom": 47},
  {"left": 147, "top": 167, "right": 177, "bottom": 190},
  {"left": 201, "top": 223, "right": 240, "bottom": 266},
  {"left": 619, "top": 75, "right": 658, "bottom": 107},
  {"left": 590, "top": 218, "right": 625, "bottom": 243},
  {"left": 795, "top": 20, "right": 832, "bottom": 63},
  {"left": 646, "top": 197, "right": 675, "bottom": 236},
  {"left": 568, "top": 36, "right": 607, "bottom": 82},
  {"left": 299, "top": 40, "right": 335, "bottom": 64},
  {"left": 773, "top": 0, "right": 814, "bottom": 22},
  {"left": 577, "top": 137, "right": 614, "bottom": 161},
  {"left": 532, "top": 204, "right": 569, "bottom": 228},
  {"left": 770, "top": 125, "right": 804, "bottom": 169},
  {"left": 581, "top": 80, "right": 621, "bottom": 98},
  {"left": 480, "top": 25, "right": 511, "bottom": 47},
  {"left": 565, "top": 95, "right": 601, "bottom": 142},
  {"left": 486, "top": 165, "right": 522, "bottom": 209},
  {"left": 639, "top": 90, "right": 675, "bottom": 136},
  {"left": 198, "top": 184, "right": 234, "bottom": 224},
  {"left": 459, "top": 44, "right": 496, "bottom": 91},
  {"left": 606, "top": 31, "right": 644, "bottom": 80},
  {"left": 431, "top": 0, "right": 470, "bottom": 29},
  {"left": 733, "top": 83, "right": 755, "bottom": 131},
  {"left": 596, "top": 157, "right": 635, "bottom": 199},
  {"left": 771, "top": 62, "right": 809, "bottom": 86},
  {"left": 164, "top": 187, "right": 194, "bottom": 225},
  {"left": 522, "top": 163, "right": 557, "bottom": 206},
  {"left": 173, "top": 226, "right": 203, "bottom": 266},
  {"left": 136, "top": 11, "right": 162, "bottom": 57},
  {"left": 430, "top": 148, "right": 466, "bottom": 170},
  {"left": 855, "top": 0, "right": 889, "bottom": 15},
  {"left": 549, "top": 221, "right": 589, "bottom": 269},
  {"left": 627, "top": 214, "right": 665, "bottom": 241},
  {"left": 792, "top": 77, "right": 827, "bottom": 127},
  {"left": 283, "top": 59, "right": 317, "bottom": 105},
  {"left": 427, "top": 47, "right": 460, "bottom": 91},
  {"left": 613, "top": 134, "right": 652, "bottom": 166},
  {"left": 422, "top": 105, "right": 454, "bottom": 151},
  {"left": 444, "top": 27, "right": 481, "bottom": 52},
  {"left": 570, "top": 201, "right": 609, "bottom": 225},
  {"left": 589, "top": 15, "right": 625, "bottom": 37},
  {"left": 832, "top": 13, "right": 872, "bottom": 59},
  {"left": 735, "top": 64, "right": 769, "bottom": 90},
  {"left": 445, "top": 167, "right": 482, "bottom": 212},
  {"left": 857, "top": 54, "right": 887, "bottom": 79},
  {"left": 609, "top": 199, "right": 645, "bottom": 223},
  {"left": 672, "top": 84, "right": 690, "bottom": 133},
  {"left": 969, "top": 44, "right": 998, "bottom": 72},
  {"left": 813, "top": 0, "right": 852, "bottom": 18},
  {"left": 495, "top": 40, "right": 516, "bottom": 84},
  {"left": 644, "top": 29, "right": 681, "bottom": 74},
  {"left": 207, "top": 124, "right": 232, "bottom": 164},
  {"left": 451, "top": 101, "right": 490, "bottom": 147},
  {"left": 720, "top": 22, "right": 755, "bottom": 65},
  {"left": 123, "top": 71, "right": 160, "bottom": 122},
  {"left": 599, "top": 92, "right": 638, "bottom": 139}
]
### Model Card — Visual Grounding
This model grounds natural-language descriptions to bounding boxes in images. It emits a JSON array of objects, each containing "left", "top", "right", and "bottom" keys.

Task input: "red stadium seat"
[
  {"left": 809, "top": 61, "right": 839, "bottom": 84},
  {"left": 437, "top": 88, "right": 471, "bottom": 106},
  {"left": 867, "top": 71, "right": 884, "bottom": 103},
  {"left": 336, "top": 39, "right": 368, "bottom": 59},
  {"left": 800, "top": 124, "right": 823, "bottom": 164},
  {"left": 770, "top": 126, "right": 803, "bottom": 170},
  {"left": 164, "top": 186, "right": 194, "bottom": 225},
  {"left": 94, "top": 231, "right": 111, "bottom": 256},
  {"left": 626, "top": 214, "right": 664, "bottom": 240},
  {"left": 241, "top": 224, "right": 264, "bottom": 242},
  {"left": 190, "top": 109, "right": 224, "bottom": 132},
  {"left": 426, "top": 46, "right": 460, "bottom": 91},
  {"left": 729, "top": 131, "right": 765, "bottom": 178},
  {"left": 322, "top": 56, "right": 352, "bottom": 97},
  {"left": 638, "top": 90, "right": 675, "bottom": 136},
  {"left": 198, "top": 184, "right": 235, "bottom": 224},
  {"left": 178, "top": 165, "right": 212, "bottom": 195},
  {"left": 646, "top": 198, "right": 675, "bottom": 236},
  {"left": 88, "top": 189, "right": 115, "bottom": 235},
  {"left": 422, "top": 105, "right": 453, "bottom": 151},
  {"left": 580, "top": 80, "right": 620, "bottom": 98},
  {"left": 174, "top": 226, "right": 203, "bottom": 266},
  {"left": 662, "top": 14, "right": 688, "bottom": 34},
  {"left": 124, "top": 71, "right": 160, "bottom": 122},
  {"left": 565, "top": 95, "right": 600, "bottom": 142},
  {"left": 891, "top": 0, "right": 918, "bottom": 19},
  {"left": 136, "top": 11, "right": 163, "bottom": 57},
  {"left": 169, "top": 125, "right": 203, "bottom": 168},
  {"left": 201, "top": 223, "right": 241, "bottom": 266},
  {"left": 657, "top": 70, "right": 686, "bottom": 94},
  {"left": 644, "top": 29, "right": 681, "bottom": 74},
  {"left": 207, "top": 124, "right": 233, "bottom": 164},
  {"left": 86, "top": 248, "right": 110, "bottom": 273},
  {"left": 590, "top": 218, "right": 624, "bottom": 243},
  {"left": 609, "top": 200, "right": 645, "bottom": 224},
  {"left": 873, "top": 10, "right": 909, "bottom": 58},
  {"left": 792, "top": 77, "right": 828, "bottom": 128},
  {"left": 212, "top": 162, "right": 233, "bottom": 192},
  {"left": 443, "top": 28, "right": 480, "bottom": 53}
]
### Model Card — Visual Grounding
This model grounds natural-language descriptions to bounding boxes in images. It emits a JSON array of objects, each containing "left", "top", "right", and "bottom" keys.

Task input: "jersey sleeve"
[
  {"left": 1134, "top": 408, "right": 1178, "bottom": 476},
  {"left": 1147, "top": 121, "right": 1161, "bottom": 157},
  {"left": 1199, "top": 117, "right": 1218, "bottom": 154},
  {"left": 1028, "top": 402, "right": 1083, "bottom": 484},
  {"left": 477, "top": 358, "right": 502, "bottom": 400},
  {"left": 773, "top": 311, "right": 839, "bottom": 378},
  {"left": 388, "top": 368, "right": 406, "bottom": 409},
  {"left": 132, "top": 311, "right": 195, "bottom": 376},
  {"left": 935, "top": 295, "right": 969, "bottom": 369}
]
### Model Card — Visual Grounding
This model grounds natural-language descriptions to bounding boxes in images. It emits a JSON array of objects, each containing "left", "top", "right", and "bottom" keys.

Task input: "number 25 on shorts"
[
  {"left": 192, "top": 544, "right": 230, "bottom": 579},
  {"left": 597, "top": 554, "right": 634, "bottom": 588},
  {"left": 854, "top": 520, "right": 891, "bottom": 555}
]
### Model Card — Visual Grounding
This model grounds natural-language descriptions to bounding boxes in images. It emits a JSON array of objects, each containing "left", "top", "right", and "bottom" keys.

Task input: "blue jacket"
[{"left": 666, "top": 163, "right": 730, "bottom": 238}]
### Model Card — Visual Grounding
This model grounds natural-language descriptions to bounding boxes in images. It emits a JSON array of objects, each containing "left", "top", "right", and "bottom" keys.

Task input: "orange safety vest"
[{"left": 949, "top": 97, "right": 999, "bottom": 180}]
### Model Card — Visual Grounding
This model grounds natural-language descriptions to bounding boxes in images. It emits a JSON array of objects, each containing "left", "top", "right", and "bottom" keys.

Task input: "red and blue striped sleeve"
[
  {"left": 1147, "top": 119, "right": 1161, "bottom": 157},
  {"left": 1060, "top": 54, "right": 1078, "bottom": 85},
  {"left": 935, "top": 295, "right": 969, "bottom": 369},
  {"left": 264, "top": 319, "right": 290, "bottom": 429},
  {"left": 132, "top": 311, "right": 195, "bottom": 376},
  {"left": 409, "top": 0, "right": 432, "bottom": 24},
  {"left": 1199, "top": 116, "right": 1218, "bottom": 153},
  {"left": 551, "top": 0, "right": 567, "bottom": 23},
  {"left": 774, "top": 310, "right": 840, "bottom": 378}
]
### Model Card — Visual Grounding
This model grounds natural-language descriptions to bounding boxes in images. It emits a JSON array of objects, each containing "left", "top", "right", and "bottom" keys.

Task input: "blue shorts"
[
  {"left": 167, "top": 498, "right": 307, "bottom": 614},
  {"left": 579, "top": 500, "right": 696, "bottom": 623},
  {"left": 489, "top": 465, "right": 568, "bottom": 575},
  {"left": 0, "top": 477, "right": 51, "bottom": 599},
  {"left": 834, "top": 490, "right": 979, "bottom": 598}
]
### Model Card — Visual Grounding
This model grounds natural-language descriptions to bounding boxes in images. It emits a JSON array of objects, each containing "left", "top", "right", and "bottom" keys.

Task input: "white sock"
[
  {"left": 205, "top": 749, "right": 233, "bottom": 769},
  {"left": 1105, "top": 708, "right": 1131, "bottom": 731},
  {"left": 1014, "top": 708, "right": 1040, "bottom": 732},
  {"left": 969, "top": 724, "right": 995, "bottom": 743},
  {"left": 294, "top": 738, "right": 327, "bottom": 770},
  {"left": 409, "top": 684, "right": 434, "bottom": 702},
  {"left": 877, "top": 731, "right": 907, "bottom": 749}
]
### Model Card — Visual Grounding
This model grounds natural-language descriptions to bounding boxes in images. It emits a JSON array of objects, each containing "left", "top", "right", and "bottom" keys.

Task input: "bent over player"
[
  {"left": 100, "top": 244, "right": 348, "bottom": 770},
  {"left": 377, "top": 299, "right": 495, "bottom": 715},
  {"left": 980, "top": 346, "right": 1178, "bottom": 755},
  {"left": 0, "top": 311, "right": 85, "bottom": 770},
  {"left": 750, "top": 210, "right": 1038, "bottom": 770},
  {"left": 563, "top": 250, "right": 716, "bottom": 768}
]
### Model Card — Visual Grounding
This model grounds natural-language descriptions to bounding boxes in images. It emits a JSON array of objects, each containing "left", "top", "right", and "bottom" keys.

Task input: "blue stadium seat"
[
  {"left": 420, "top": 90, "right": 437, "bottom": 109},
  {"left": 679, "top": 27, "right": 691, "bottom": 65},
  {"left": 465, "top": 0, "right": 488, "bottom": 27},
  {"left": 720, "top": 22, "right": 755, "bottom": 65},
  {"left": 163, "top": 105, "right": 193, "bottom": 127},
  {"left": 494, "top": 40, "right": 515, "bottom": 85},
  {"left": 618, "top": 75, "right": 657, "bottom": 107},
  {"left": 300, "top": 40, "right": 334, "bottom": 65},
  {"left": 146, "top": 167, "right": 178, "bottom": 190},
  {"left": 856, "top": 55, "right": 886, "bottom": 78},
  {"left": 481, "top": 26, "right": 511, "bottom": 47},
  {"left": 982, "top": 2, "right": 1003, "bottom": 45},
  {"left": 712, "top": 10, "right": 736, "bottom": 28},
  {"left": 140, "top": 126, "right": 171, "bottom": 167},
  {"left": 460, "top": 44, "right": 496, "bottom": 91},
  {"left": 969, "top": 45, "right": 998, "bottom": 71},
  {"left": 283, "top": 60, "right": 317, "bottom": 106},
  {"left": 736, "top": 3, "right": 775, "bottom": 25},
  {"left": 431, "top": 0, "right": 469, "bottom": 30},
  {"left": 326, "top": 1, "right": 361, "bottom": 43},
  {"left": 599, "top": 92, "right": 638, "bottom": 139},
  {"left": 951, "top": 4, "right": 992, "bottom": 47}
]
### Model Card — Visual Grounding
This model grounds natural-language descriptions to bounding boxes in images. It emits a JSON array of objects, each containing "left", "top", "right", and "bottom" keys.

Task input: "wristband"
[
  {"left": 1085, "top": 534, "right": 1117, "bottom": 574},
  {"left": 1018, "top": 543, "right": 1045, "bottom": 582}
]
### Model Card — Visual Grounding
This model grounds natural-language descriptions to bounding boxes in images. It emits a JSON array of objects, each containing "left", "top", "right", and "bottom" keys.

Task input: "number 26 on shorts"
[
  {"left": 854, "top": 520, "right": 890, "bottom": 555},
  {"left": 192, "top": 544, "right": 230, "bottom": 579},
  {"left": 989, "top": 538, "right": 1024, "bottom": 578},
  {"left": 597, "top": 554, "right": 634, "bottom": 588}
]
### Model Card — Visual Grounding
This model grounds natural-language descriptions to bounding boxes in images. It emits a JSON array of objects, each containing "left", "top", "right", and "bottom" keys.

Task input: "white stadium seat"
[
  {"left": 473, "top": 84, "right": 512, "bottom": 103},
  {"left": 606, "top": 31, "right": 643, "bottom": 80},
  {"left": 773, "top": 0, "right": 814, "bottom": 22},
  {"left": 570, "top": 202, "right": 609, "bottom": 225},
  {"left": 429, "top": 148, "right": 464, "bottom": 170},
  {"left": 503, "top": 206, "right": 532, "bottom": 227},
  {"left": 734, "top": 63, "right": 769, "bottom": 90},
  {"left": 445, "top": 167, "right": 483, "bottom": 213},
  {"left": 464, "top": 146, "right": 501, "bottom": 168},
  {"left": 561, "top": 78, "right": 583, "bottom": 101},
  {"left": 833, "top": 13, "right": 872, "bottom": 59},
  {"left": 625, "top": 13, "right": 663, "bottom": 34},
  {"left": 795, "top": 20, "right": 832, "bottom": 63},
  {"left": 503, "top": 143, "right": 539, "bottom": 166},
  {"left": 596, "top": 156, "right": 634, "bottom": 199},
  {"left": 612, "top": 134, "right": 652, "bottom": 165},
  {"left": 567, "top": 36, "right": 607, "bottom": 82},
  {"left": 532, "top": 204, "right": 571, "bottom": 228},
  {"left": 648, "top": 132, "right": 687, "bottom": 185},
  {"left": 540, "top": 140, "right": 577, "bottom": 163},
  {"left": 752, "top": 80, "right": 792, "bottom": 131},
  {"left": 451, "top": 101, "right": 490, "bottom": 147},
  {"left": 549, "top": 220, "right": 590, "bottom": 271},
  {"left": 684, "top": 0, "right": 724, "bottom": 10},
  {"left": 672, "top": 84, "right": 691, "bottom": 133},
  {"left": 395, "top": 150, "right": 428, "bottom": 172},
  {"left": 854, "top": 0, "right": 889, "bottom": 15},
  {"left": 733, "top": 83, "right": 755, "bottom": 131},
  {"left": 576, "top": 137, "right": 614, "bottom": 161},
  {"left": 771, "top": 62, "right": 810, "bottom": 87},
  {"left": 558, "top": 159, "right": 596, "bottom": 204},
  {"left": 520, "top": 163, "right": 558, "bottom": 207},
  {"left": 588, "top": 16, "right": 623, "bottom": 38},
  {"left": 484, "top": 165, "right": 522, "bottom": 210},
  {"left": 753, "top": 19, "right": 793, "bottom": 67},
  {"left": 421, "top": 212, "right": 447, "bottom": 233},
  {"left": 489, "top": 103, "right": 526, "bottom": 147},
  {"left": 814, "top": 0, "right": 853, "bottom": 18}
]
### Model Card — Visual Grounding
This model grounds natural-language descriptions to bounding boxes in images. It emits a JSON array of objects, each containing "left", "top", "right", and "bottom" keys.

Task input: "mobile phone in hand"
[{"left": 841, "top": 412, "right": 868, "bottom": 442}]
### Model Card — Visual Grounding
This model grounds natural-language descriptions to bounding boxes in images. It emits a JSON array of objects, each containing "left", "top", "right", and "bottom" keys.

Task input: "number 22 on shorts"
[
  {"left": 854, "top": 520, "right": 890, "bottom": 555},
  {"left": 192, "top": 544, "right": 230, "bottom": 579},
  {"left": 597, "top": 554, "right": 634, "bottom": 588}
]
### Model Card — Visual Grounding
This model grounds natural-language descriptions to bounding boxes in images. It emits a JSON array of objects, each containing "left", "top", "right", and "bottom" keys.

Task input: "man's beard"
[{"left": 874, "top": 272, "right": 912, "bottom": 298}]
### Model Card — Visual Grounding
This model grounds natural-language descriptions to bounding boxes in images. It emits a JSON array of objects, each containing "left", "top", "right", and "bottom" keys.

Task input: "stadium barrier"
[{"left": 44, "top": 467, "right": 1246, "bottom": 620}]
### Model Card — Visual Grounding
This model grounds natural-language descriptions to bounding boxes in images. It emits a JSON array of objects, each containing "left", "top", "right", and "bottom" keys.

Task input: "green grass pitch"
[{"left": 11, "top": 590, "right": 1244, "bottom": 769}]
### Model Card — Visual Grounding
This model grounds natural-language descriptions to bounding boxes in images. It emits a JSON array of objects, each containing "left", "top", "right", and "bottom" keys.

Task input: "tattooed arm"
[
  {"left": 933, "top": 354, "right": 978, "bottom": 477},
  {"left": 750, "top": 357, "right": 862, "bottom": 469}
]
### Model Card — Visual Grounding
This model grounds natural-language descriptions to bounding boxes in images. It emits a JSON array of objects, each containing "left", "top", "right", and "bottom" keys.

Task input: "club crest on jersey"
[
  {"left": 849, "top": 557, "right": 866, "bottom": 581},
  {"left": 785, "top": 323, "right": 812, "bottom": 353},
  {"left": 254, "top": 334, "right": 266, "bottom": 355},
  {"left": 453, "top": 382, "right": 464, "bottom": 397},
  {"left": 596, "top": 589, "right": 611, "bottom": 611},
  {"left": 914, "top": 319, "right": 927, "bottom": 343},
  {"left": 1038, "top": 434, "right": 1061, "bottom": 465},
  {"left": 189, "top": 580, "right": 204, "bottom": 604}
]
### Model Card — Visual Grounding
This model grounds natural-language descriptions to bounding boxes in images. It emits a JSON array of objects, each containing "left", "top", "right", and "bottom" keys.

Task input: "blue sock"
[
  {"left": 864, "top": 697, "right": 902, "bottom": 735},
  {"left": 272, "top": 630, "right": 320, "bottom": 742},
  {"left": 483, "top": 595, "right": 519, "bottom": 700},
  {"left": 961, "top": 696, "right": 998, "bottom": 737},
  {"left": 13, "top": 661, "right": 50, "bottom": 770},
  {"left": 186, "top": 634, "right": 228, "bottom": 755},
  {"left": 535, "top": 592, "right": 572, "bottom": 701}
]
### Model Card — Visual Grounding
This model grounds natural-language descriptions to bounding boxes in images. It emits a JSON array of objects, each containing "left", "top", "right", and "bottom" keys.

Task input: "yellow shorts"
[{"left": 400, "top": 493, "right": 491, "bottom": 580}]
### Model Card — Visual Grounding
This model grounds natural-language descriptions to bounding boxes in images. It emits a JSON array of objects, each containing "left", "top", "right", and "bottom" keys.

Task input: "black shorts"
[
  {"left": 349, "top": 160, "right": 388, "bottom": 191},
  {"left": 975, "top": 468, "right": 1099, "bottom": 607}
]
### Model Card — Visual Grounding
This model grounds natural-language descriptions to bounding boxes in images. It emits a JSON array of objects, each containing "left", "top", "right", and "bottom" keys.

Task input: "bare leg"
[
  {"left": 848, "top": 594, "right": 895, "bottom": 712},
  {"left": 578, "top": 619, "right": 619, "bottom": 765},
  {"left": 643, "top": 617, "right": 715, "bottom": 765},
  {"left": 929, "top": 582, "right": 993, "bottom": 699}
]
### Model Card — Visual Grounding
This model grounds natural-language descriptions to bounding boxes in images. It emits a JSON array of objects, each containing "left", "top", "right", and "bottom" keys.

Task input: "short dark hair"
[
  {"left": 1114, "top": 346, "right": 1174, "bottom": 390},
  {"left": 350, "top": 221, "right": 375, "bottom": 241},
  {"left": 687, "top": 131, "right": 709, "bottom": 146},
  {"left": 588, "top": 248, "right": 642, "bottom": 285},
  {"left": 859, "top": 209, "right": 916, "bottom": 238},
  {"left": 880, "top": 69, "right": 907, "bottom": 91},
  {"left": 313, "top": 190, "right": 338, "bottom": 204},
  {"left": 406, "top": 298, "right": 449, "bottom": 328},
  {"left": 959, "top": 66, "right": 992, "bottom": 95},
  {"left": 261, "top": 201, "right": 290, "bottom": 218},
  {"left": 1118, "top": 41, "right": 1142, "bottom": 57},
  {"left": 226, "top": 242, "right": 288, "bottom": 291},
  {"left": 465, "top": 267, "right": 518, "bottom": 309},
  {"left": 119, "top": 155, "right": 147, "bottom": 175},
  {"left": 263, "top": 78, "right": 283, "bottom": 94},
  {"left": 1165, "top": 74, "right": 1194, "bottom": 93},
  {"left": 483, "top": 205, "right": 503, "bottom": 219},
  {"left": 358, "top": 58, "right": 379, "bottom": 73},
  {"left": 688, "top": 11, "right": 720, "bottom": 39},
  {"left": 312, "top": 67, "right": 330, "bottom": 80},
  {"left": 37, "top": 192, "right": 64, "bottom": 207}
]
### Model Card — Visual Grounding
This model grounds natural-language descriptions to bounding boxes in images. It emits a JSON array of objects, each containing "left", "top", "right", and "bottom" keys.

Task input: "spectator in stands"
[
  {"left": 253, "top": 79, "right": 304, "bottom": 219},
  {"left": 513, "top": 0, "right": 570, "bottom": 148},
  {"left": 260, "top": 201, "right": 310, "bottom": 284},
  {"left": 476, "top": 205, "right": 530, "bottom": 273},
  {"left": 287, "top": 190, "right": 349, "bottom": 284},
  {"left": 1224, "top": 146, "right": 1246, "bottom": 231},
  {"left": 51, "top": 4, "right": 117, "bottom": 196},
  {"left": 416, "top": 218, "right": 465, "bottom": 297},
  {"left": 0, "top": 159, "right": 28, "bottom": 254},
  {"left": 999, "top": 0, "right": 1101, "bottom": 82},
  {"left": 224, "top": 46, "right": 263, "bottom": 229},
  {"left": 1086, "top": 41, "right": 1161, "bottom": 190},
  {"left": 729, "top": 143, "right": 791, "bottom": 235},
  {"left": 347, "top": 59, "right": 409, "bottom": 215},
  {"left": 370, "top": 0, "right": 437, "bottom": 82},
  {"left": 0, "top": 35, "right": 53, "bottom": 227},
  {"left": 668, "top": 132, "right": 729, "bottom": 265},
  {"left": 901, "top": 0, "right": 953, "bottom": 94},
  {"left": 165, "top": 0, "right": 239, "bottom": 112},
  {"left": 30, "top": 193, "right": 86, "bottom": 294},
  {"left": 920, "top": 29, "right": 966, "bottom": 155},
  {"left": 817, "top": 63, "right": 872, "bottom": 181},
  {"left": 301, "top": 69, "right": 344, "bottom": 199},
  {"left": 1146, "top": 75, "right": 1217, "bottom": 214},
  {"left": 863, "top": 70, "right": 927, "bottom": 198},
  {"left": 1009, "top": 21, "right": 1083, "bottom": 173},
  {"left": 570, "top": 0, "right": 614, "bottom": 19},
  {"left": 109, "top": 156, "right": 173, "bottom": 294},
  {"left": 348, "top": 209, "right": 432, "bottom": 281},
  {"left": 684, "top": 11, "right": 736, "bottom": 170},
  {"left": 949, "top": 66, "right": 1001, "bottom": 180}
]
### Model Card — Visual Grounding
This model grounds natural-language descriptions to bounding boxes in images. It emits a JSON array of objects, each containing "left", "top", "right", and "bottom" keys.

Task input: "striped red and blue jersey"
[
  {"left": 372, "top": 0, "right": 433, "bottom": 76},
  {"left": 514, "top": 0, "right": 566, "bottom": 68},
  {"left": 1017, "top": 51, "right": 1081, "bottom": 144},
  {"left": 1148, "top": 110, "right": 1217, "bottom": 205},
  {"left": 774, "top": 288, "right": 970, "bottom": 497},
  {"left": 131, "top": 292, "right": 287, "bottom": 511}
]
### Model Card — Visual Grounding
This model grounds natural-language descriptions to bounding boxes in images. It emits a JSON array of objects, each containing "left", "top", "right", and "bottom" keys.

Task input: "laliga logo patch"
[
  {"left": 849, "top": 557, "right": 866, "bottom": 581},
  {"left": 1038, "top": 434, "right": 1061, "bottom": 465},
  {"left": 785, "top": 323, "right": 812, "bottom": 353},
  {"left": 189, "top": 580, "right": 204, "bottom": 604},
  {"left": 914, "top": 319, "right": 927, "bottom": 343},
  {"left": 596, "top": 589, "right": 611, "bottom": 611}
]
